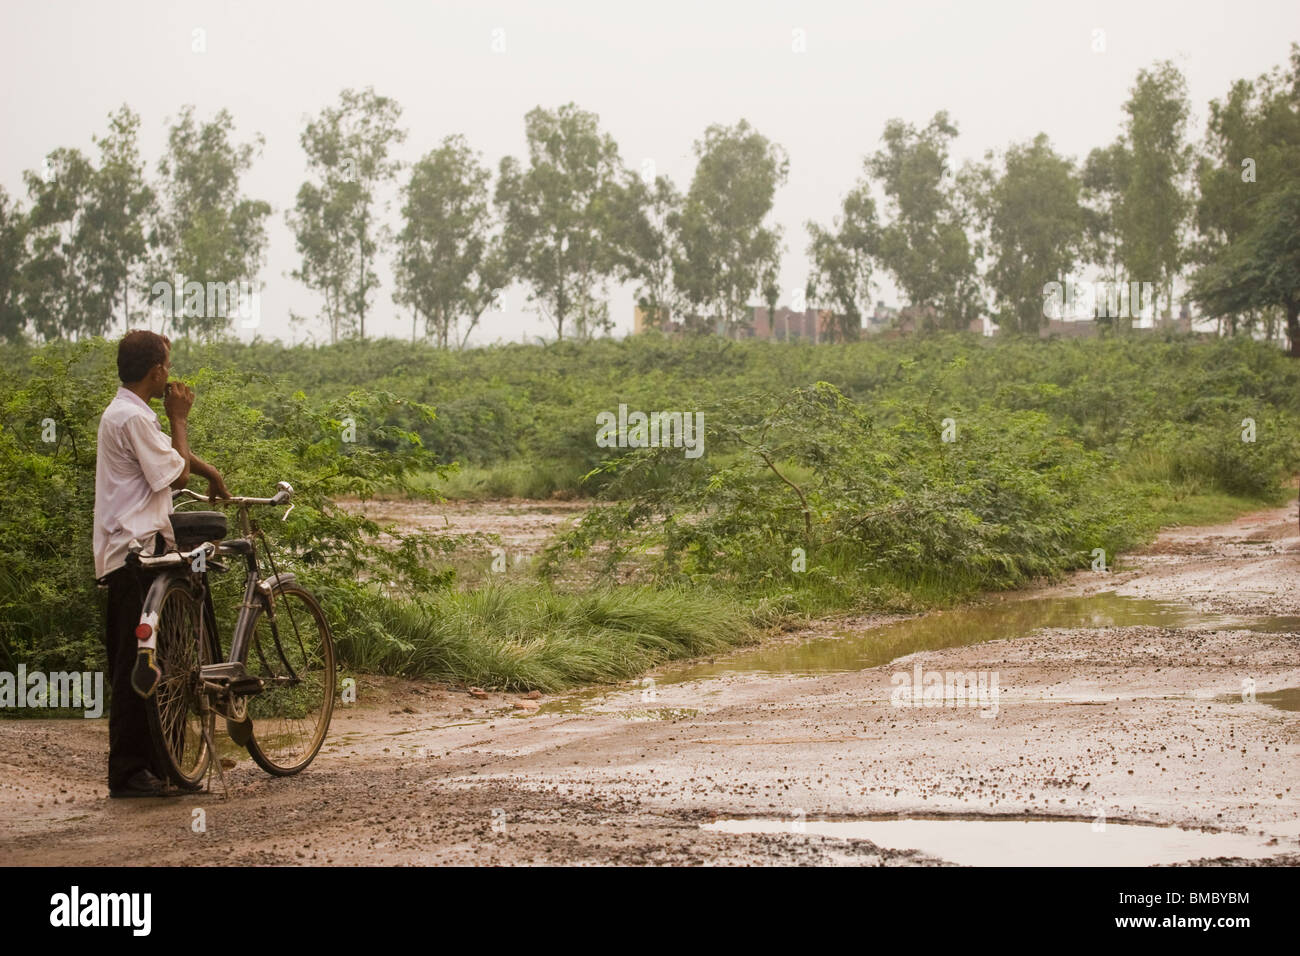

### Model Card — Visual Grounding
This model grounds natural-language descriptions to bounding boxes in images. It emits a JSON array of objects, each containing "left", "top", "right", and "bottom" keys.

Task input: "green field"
[{"left": 3, "top": 332, "right": 1297, "bottom": 691}]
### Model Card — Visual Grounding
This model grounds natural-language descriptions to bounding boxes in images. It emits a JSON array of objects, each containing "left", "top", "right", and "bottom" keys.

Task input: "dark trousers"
[{"left": 100, "top": 562, "right": 165, "bottom": 790}]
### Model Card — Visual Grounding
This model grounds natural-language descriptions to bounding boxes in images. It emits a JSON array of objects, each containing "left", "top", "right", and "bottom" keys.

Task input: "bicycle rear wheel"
[
  {"left": 145, "top": 577, "right": 217, "bottom": 787},
  {"left": 242, "top": 583, "right": 335, "bottom": 775}
]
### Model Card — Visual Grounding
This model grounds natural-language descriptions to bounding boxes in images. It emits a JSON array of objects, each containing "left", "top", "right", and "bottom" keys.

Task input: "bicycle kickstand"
[{"left": 198, "top": 697, "right": 231, "bottom": 801}]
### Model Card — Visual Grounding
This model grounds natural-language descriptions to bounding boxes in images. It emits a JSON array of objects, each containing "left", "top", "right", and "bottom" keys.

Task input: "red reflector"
[{"left": 135, "top": 623, "right": 152, "bottom": 641}]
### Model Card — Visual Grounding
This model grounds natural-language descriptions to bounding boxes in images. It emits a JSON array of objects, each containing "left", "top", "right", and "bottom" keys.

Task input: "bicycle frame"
[
  {"left": 128, "top": 483, "right": 298, "bottom": 694},
  {"left": 125, "top": 480, "right": 336, "bottom": 792}
]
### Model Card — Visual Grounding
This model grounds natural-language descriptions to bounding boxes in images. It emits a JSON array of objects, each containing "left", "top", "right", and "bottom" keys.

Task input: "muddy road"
[{"left": 2, "top": 503, "right": 1298, "bottom": 865}]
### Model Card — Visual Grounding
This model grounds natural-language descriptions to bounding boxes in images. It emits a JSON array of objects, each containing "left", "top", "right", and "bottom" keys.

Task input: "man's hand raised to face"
[
  {"left": 164, "top": 380, "right": 194, "bottom": 421},
  {"left": 161, "top": 379, "right": 231, "bottom": 502}
]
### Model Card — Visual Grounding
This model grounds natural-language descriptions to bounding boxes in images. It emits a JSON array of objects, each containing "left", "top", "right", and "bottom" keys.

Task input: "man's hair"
[{"left": 117, "top": 330, "right": 171, "bottom": 384}]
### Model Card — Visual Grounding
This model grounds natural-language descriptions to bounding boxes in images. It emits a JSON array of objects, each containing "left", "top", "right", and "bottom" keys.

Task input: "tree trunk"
[
  {"left": 1286, "top": 300, "right": 1299, "bottom": 358},
  {"left": 358, "top": 233, "right": 365, "bottom": 342},
  {"left": 330, "top": 286, "right": 339, "bottom": 345},
  {"left": 556, "top": 272, "right": 565, "bottom": 341}
]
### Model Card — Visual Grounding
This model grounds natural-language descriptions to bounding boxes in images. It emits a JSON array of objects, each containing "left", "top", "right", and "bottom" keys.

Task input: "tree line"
[{"left": 0, "top": 46, "right": 1297, "bottom": 352}]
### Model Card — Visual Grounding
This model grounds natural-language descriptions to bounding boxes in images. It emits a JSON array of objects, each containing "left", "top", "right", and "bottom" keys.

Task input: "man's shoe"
[
  {"left": 169, "top": 775, "right": 204, "bottom": 794},
  {"left": 109, "top": 768, "right": 170, "bottom": 799}
]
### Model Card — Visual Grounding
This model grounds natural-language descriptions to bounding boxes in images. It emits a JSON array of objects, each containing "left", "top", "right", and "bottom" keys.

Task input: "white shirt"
[{"left": 93, "top": 387, "right": 187, "bottom": 580}]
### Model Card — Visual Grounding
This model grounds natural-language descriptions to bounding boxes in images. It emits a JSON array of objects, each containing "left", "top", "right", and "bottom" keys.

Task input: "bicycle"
[{"left": 125, "top": 480, "right": 336, "bottom": 795}]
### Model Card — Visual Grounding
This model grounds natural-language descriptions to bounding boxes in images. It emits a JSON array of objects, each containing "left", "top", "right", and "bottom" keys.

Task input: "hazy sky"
[{"left": 2, "top": 1, "right": 1296, "bottom": 344}]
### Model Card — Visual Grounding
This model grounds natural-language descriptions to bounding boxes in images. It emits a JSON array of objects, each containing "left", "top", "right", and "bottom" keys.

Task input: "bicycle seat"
[{"left": 170, "top": 511, "right": 228, "bottom": 549}]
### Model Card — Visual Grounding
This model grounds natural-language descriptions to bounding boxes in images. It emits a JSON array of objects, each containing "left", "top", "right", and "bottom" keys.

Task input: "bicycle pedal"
[
  {"left": 228, "top": 676, "right": 264, "bottom": 696},
  {"left": 200, "top": 662, "right": 247, "bottom": 682}
]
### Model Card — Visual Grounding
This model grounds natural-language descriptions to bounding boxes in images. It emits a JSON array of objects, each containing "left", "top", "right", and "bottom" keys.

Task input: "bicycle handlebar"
[
  {"left": 124, "top": 482, "right": 296, "bottom": 571},
  {"left": 173, "top": 480, "right": 294, "bottom": 508}
]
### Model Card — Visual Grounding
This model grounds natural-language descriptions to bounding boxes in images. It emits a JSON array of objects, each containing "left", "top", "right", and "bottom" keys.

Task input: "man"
[{"left": 94, "top": 330, "right": 230, "bottom": 798}]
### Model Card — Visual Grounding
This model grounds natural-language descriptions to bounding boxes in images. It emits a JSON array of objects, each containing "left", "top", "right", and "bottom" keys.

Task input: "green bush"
[
  {"left": 545, "top": 382, "right": 1151, "bottom": 604},
  {"left": 0, "top": 338, "right": 452, "bottom": 673}
]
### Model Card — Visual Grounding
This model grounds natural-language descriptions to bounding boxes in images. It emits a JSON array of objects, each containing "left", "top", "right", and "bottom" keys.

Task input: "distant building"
[
  {"left": 1036, "top": 313, "right": 1193, "bottom": 339},
  {"left": 866, "top": 301, "right": 898, "bottom": 332},
  {"left": 1038, "top": 318, "right": 1098, "bottom": 339},
  {"left": 745, "top": 306, "right": 836, "bottom": 342},
  {"left": 634, "top": 299, "right": 991, "bottom": 340},
  {"left": 633, "top": 301, "right": 839, "bottom": 340},
  {"left": 633, "top": 304, "right": 673, "bottom": 334}
]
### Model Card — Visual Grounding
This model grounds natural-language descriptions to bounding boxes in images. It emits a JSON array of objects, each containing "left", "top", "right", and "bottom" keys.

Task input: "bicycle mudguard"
[
  {"left": 129, "top": 573, "right": 173, "bottom": 698},
  {"left": 134, "top": 572, "right": 173, "bottom": 652},
  {"left": 256, "top": 572, "right": 298, "bottom": 603}
]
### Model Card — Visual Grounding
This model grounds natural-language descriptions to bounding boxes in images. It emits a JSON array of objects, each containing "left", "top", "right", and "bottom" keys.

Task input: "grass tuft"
[{"left": 336, "top": 581, "right": 756, "bottom": 692}]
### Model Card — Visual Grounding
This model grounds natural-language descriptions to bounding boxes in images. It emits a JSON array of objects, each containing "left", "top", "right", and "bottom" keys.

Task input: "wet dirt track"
[{"left": 2, "top": 504, "right": 1298, "bottom": 865}]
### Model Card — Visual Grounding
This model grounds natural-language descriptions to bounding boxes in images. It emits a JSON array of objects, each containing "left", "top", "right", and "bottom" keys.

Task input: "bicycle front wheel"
[
  {"left": 146, "top": 576, "right": 216, "bottom": 787},
  {"left": 242, "top": 583, "right": 336, "bottom": 775}
]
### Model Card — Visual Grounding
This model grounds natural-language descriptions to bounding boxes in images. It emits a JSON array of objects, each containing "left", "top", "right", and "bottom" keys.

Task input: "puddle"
[
  {"left": 700, "top": 816, "right": 1282, "bottom": 866},
  {"left": 1218, "top": 686, "right": 1300, "bottom": 713},
  {"left": 527, "top": 696, "right": 594, "bottom": 717},
  {"left": 520, "top": 698, "right": 679, "bottom": 719},
  {"left": 1239, "top": 616, "right": 1300, "bottom": 634},
  {"left": 214, "top": 736, "right": 246, "bottom": 761},
  {"left": 613, "top": 707, "right": 700, "bottom": 721},
  {"left": 1256, "top": 687, "right": 1300, "bottom": 711},
  {"left": 529, "top": 593, "right": 1299, "bottom": 717},
  {"left": 660, "top": 593, "right": 1296, "bottom": 683}
]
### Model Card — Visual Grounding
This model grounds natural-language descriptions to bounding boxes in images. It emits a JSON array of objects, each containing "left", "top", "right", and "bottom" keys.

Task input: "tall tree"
[
  {"left": 1194, "top": 80, "right": 1264, "bottom": 336},
  {"left": 805, "top": 178, "right": 879, "bottom": 342},
  {"left": 393, "top": 135, "right": 508, "bottom": 348},
  {"left": 1115, "top": 61, "right": 1193, "bottom": 320},
  {"left": 1192, "top": 183, "right": 1300, "bottom": 356},
  {"left": 758, "top": 259, "right": 781, "bottom": 340},
  {"left": 673, "top": 119, "right": 788, "bottom": 338},
  {"left": 21, "top": 147, "right": 96, "bottom": 340},
  {"left": 150, "top": 106, "right": 271, "bottom": 340},
  {"left": 21, "top": 107, "right": 154, "bottom": 340},
  {"left": 0, "top": 187, "right": 28, "bottom": 343},
  {"left": 866, "top": 111, "right": 978, "bottom": 331},
  {"left": 1194, "top": 45, "right": 1300, "bottom": 337},
  {"left": 1081, "top": 141, "right": 1130, "bottom": 299},
  {"left": 495, "top": 103, "right": 625, "bottom": 341},
  {"left": 607, "top": 171, "right": 682, "bottom": 331},
  {"left": 288, "top": 87, "right": 405, "bottom": 343},
  {"left": 1191, "top": 45, "right": 1300, "bottom": 354},
  {"left": 976, "top": 134, "right": 1085, "bottom": 334},
  {"left": 90, "top": 106, "right": 156, "bottom": 330}
]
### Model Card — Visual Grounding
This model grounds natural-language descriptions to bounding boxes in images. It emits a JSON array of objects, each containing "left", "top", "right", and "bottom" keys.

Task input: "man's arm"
[
  {"left": 167, "top": 418, "right": 193, "bottom": 490},
  {"left": 164, "top": 382, "right": 194, "bottom": 490},
  {"left": 187, "top": 452, "right": 231, "bottom": 500}
]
